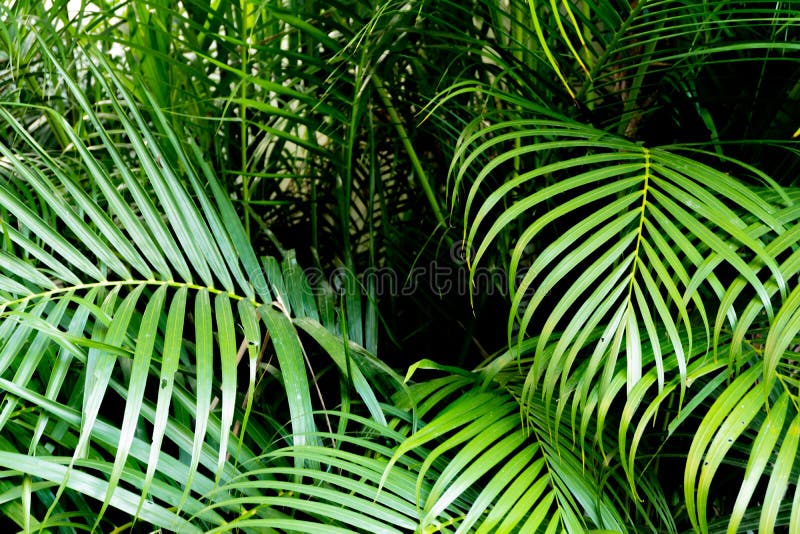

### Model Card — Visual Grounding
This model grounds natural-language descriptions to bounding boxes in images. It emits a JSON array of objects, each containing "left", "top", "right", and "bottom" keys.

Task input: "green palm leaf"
[
  {"left": 456, "top": 118, "right": 787, "bottom": 412},
  {"left": 0, "top": 38, "right": 384, "bottom": 529}
]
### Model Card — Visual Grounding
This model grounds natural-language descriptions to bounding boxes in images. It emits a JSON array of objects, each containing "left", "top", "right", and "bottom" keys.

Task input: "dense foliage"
[{"left": 1, "top": 0, "right": 800, "bottom": 532}]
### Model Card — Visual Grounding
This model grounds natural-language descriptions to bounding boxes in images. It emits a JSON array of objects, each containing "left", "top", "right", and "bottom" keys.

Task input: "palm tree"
[{"left": 1, "top": 0, "right": 799, "bottom": 532}]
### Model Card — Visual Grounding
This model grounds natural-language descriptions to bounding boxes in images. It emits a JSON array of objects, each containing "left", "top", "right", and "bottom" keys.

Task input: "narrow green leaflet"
[{"left": 261, "top": 304, "right": 320, "bottom": 455}]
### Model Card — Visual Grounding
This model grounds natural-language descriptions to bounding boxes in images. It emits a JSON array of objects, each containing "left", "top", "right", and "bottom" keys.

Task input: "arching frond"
[{"left": 0, "top": 40, "right": 388, "bottom": 529}]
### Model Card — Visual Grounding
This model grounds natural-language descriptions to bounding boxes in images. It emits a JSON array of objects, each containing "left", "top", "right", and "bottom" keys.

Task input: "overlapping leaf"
[
  {"left": 455, "top": 119, "right": 788, "bottom": 427},
  {"left": 0, "top": 40, "right": 381, "bottom": 528}
]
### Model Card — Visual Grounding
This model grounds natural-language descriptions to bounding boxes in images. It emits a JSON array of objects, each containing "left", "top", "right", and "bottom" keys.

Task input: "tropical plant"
[{"left": 1, "top": 0, "right": 800, "bottom": 532}]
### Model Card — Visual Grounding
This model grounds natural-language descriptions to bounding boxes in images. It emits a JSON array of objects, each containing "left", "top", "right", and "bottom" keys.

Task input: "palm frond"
[
  {"left": 451, "top": 98, "right": 800, "bottom": 531},
  {"left": 0, "top": 39, "right": 387, "bottom": 529}
]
